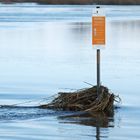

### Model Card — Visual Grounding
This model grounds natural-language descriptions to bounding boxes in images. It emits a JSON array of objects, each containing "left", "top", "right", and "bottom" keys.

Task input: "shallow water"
[{"left": 0, "top": 3, "right": 140, "bottom": 140}]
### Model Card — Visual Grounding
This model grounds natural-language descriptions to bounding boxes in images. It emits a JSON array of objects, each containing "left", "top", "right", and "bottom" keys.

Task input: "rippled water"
[{"left": 0, "top": 3, "right": 140, "bottom": 140}]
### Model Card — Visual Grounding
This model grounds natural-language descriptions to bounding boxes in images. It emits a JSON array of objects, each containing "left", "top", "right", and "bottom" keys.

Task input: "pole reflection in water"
[
  {"left": 96, "top": 126, "right": 100, "bottom": 140},
  {"left": 58, "top": 111, "right": 114, "bottom": 139}
]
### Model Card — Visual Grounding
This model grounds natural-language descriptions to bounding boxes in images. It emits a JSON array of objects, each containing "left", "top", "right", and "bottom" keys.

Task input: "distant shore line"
[{"left": 0, "top": 0, "right": 140, "bottom": 5}]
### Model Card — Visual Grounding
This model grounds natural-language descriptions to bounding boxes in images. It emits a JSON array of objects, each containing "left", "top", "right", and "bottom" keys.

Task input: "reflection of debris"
[
  {"left": 58, "top": 111, "right": 114, "bottom": 128},
  {"left": 40, "top": 86, "right": 120, "bottom": 116}
]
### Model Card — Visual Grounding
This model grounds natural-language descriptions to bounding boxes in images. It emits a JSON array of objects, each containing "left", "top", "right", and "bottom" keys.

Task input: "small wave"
[
  {"left": 0, "top": 105, "right": 38, "bottom": 109},
  {"left": 0, "top": 105, "right": 77, "bottom": 122},
  {"left": 0, "top": 105, "right": 56, "bottom": 121}
]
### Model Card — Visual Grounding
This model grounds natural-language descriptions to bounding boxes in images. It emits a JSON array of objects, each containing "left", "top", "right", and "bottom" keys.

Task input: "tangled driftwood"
[{"left": 40, "top": 85, "right": 119, "bottom": 116}]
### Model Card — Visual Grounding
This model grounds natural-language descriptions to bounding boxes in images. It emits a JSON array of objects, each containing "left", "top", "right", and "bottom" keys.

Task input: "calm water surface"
[{"left": 0, "top": 4, "right": 140, "bottom": 140}]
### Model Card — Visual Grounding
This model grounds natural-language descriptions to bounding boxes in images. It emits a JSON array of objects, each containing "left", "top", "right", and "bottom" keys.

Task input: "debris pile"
[{"left": 40, "top": 86, "right": 119, "bottom": 116}]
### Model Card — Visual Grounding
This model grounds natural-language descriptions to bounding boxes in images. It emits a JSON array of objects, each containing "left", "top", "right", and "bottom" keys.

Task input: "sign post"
[
  {"left": 92, "top": 6, "right": 106, "bottom": 96},
  {"left": 92, "top": 7, "right": 106, "bottom": 139},
  {"left": 97, "top": 49, "right": 100, "bottom": 97}
]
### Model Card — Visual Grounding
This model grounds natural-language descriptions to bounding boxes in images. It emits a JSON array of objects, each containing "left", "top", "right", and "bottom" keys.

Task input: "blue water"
[{"left": 0, "top": 3, "right": 140, "bottom": 140}]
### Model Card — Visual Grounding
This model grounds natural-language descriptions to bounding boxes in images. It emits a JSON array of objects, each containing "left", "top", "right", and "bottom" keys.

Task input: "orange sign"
[{"left": 92, "top": 16, "right": 105, "bottom": 46}]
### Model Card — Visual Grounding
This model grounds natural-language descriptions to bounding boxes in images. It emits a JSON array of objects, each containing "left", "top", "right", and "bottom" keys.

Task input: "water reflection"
[
  {"left": 58, "top": 112, "right": 114, "bottom": 127},
  {"left": 58, "top": 111, "right": 114, "bottom": 139},
  {"left": 68, "top": 22, "right": 91, "bottom": 43},
  {"left": 108, "top": 20, "right": 140, "bottom": 46},
  {"left": 69, "top": 22, "right": 91, "bottom": 34}
]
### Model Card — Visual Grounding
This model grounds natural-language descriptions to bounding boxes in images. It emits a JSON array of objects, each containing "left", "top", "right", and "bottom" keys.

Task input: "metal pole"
[{"left": 97, "top": 49, "right": 100, "bottom": 96}]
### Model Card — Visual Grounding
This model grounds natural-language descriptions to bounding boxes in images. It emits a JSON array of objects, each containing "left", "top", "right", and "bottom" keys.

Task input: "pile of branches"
[{"left": 40, "top": 85, "right": 119, "bottom": 116}]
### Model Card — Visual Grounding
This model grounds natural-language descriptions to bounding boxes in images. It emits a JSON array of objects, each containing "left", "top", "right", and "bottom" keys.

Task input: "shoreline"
[{"left": 0, "top": 0, "right": 140, "bottom": 5}]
